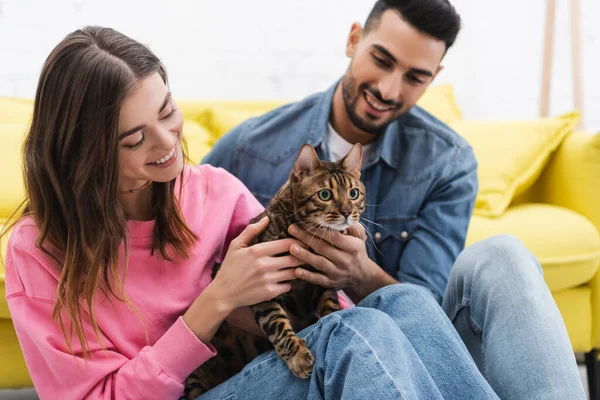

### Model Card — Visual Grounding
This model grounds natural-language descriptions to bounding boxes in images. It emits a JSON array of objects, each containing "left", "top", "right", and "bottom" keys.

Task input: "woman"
[{"left": 2, "top": 26, "right": 498, "bottom": 399}]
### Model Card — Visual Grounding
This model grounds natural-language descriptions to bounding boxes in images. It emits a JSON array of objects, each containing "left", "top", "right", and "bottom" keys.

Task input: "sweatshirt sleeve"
[{"left": 5, "top": 232, "right": 216, "bottom": 400}]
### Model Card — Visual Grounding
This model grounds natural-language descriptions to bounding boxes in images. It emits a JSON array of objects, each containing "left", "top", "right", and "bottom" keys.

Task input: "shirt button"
[
  {"left": 401, "top": 231, "right": 409, "bottom": 239},
  {"left": 374, "top": 232, "right": 382, "bottom": 240}
]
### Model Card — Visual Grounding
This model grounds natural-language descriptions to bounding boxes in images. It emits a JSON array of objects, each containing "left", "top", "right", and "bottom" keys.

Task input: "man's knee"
[
  {"left": 358, "top": 283, "right": 439, "bottom": 314},
  {"left": 333, "top": 306, "right": 398, "bottom": 336},
  {"left": 452, "top": 234, "right": 542, "bottom": 289}
]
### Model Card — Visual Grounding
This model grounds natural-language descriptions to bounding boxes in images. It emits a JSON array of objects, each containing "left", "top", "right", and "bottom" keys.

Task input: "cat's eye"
[
  {"left": 349, "top": 188, "right": 360, "bottom": 200},
  {"left": 318, "top": 189, "right": 332, "bottom": 201}
]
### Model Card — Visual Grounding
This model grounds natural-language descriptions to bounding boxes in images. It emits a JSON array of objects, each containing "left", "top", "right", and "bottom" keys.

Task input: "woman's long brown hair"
[{"left": 2, "top": 26, "right": 197, "bottom": 357}]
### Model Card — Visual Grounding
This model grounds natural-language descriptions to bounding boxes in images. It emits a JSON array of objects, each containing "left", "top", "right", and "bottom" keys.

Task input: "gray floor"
[
  {"left": 580, "top": 363, "right": 590, "bottom": 399},
  {"left": 0, "top": 389, "right": 37, "bottom": 400},
  {"left": 0, "top": 364, "right": 591, "bottom": 400}
]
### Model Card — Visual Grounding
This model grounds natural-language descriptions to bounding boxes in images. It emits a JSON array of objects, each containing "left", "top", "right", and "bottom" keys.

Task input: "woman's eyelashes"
[
  {"left": 123, "top": 132, "right": 145, "bottom": 150},
  {"left": 123, "top": 104, "right": 177, "bottom": 150},
  {"left": 160, "top": 104, "right": 176, "bottom": 121}
]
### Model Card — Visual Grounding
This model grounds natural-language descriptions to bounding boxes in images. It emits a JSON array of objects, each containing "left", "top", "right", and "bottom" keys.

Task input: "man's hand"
[{"left": 288, "top": 223, "right": 398, "bottom": 302}]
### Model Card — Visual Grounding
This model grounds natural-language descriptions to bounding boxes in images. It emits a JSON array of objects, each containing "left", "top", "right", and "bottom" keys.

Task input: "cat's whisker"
[
  {"left": 304, "top": 221, "right": 321, "bottom": 233},
  {"left": 358, "top": 221, "right": 383, "bottom": 257},
  {"left": 331, "top": 228, "right": 342, "bottom": 250},
  {"left": 360, "top": 217, "right": 386, "bottom": 230},
  {"left": 305, "top": 222, "right": 321, "bottom": 241},
  {"left": 314, "top": 221, "right": 329, "bottom": 251},
  {"left": 358, "top": 221, "right": 376, "bottom": 243},
  {"left": 306, "top": 221, "right": 325, "bottom": 250},
  {"left": 328, "top": 223, "right": 344, "bottom": 249},
  {"left": 285, "top": 208, "right": 304, "bottom": 220},
  {"left": 303, "top": 222, "right": 325, "bottom": 255}
]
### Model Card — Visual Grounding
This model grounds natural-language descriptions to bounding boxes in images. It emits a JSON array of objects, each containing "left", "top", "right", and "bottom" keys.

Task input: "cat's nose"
[{"left": 341, "top": 209, "right": 351, "bottom": 218}]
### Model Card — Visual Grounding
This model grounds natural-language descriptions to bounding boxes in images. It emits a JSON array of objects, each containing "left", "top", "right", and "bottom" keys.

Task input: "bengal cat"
[{"left": 184, "top": 143, "right": 365, "bottom": 399}]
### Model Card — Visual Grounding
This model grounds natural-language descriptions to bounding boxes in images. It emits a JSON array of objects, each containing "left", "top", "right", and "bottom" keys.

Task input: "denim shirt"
[{"left": 201, "top": 82, "right": 478, "bottom": 303}]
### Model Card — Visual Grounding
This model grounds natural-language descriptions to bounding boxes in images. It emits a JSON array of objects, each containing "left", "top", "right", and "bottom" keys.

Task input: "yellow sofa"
[{"left": 1, "top": 86, "right": 599, "bottom": 394}]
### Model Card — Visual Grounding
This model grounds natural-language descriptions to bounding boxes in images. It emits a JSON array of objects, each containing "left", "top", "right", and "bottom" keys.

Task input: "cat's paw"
[{"left": 286, "top": 338, "right": 315, "bottom": 379}]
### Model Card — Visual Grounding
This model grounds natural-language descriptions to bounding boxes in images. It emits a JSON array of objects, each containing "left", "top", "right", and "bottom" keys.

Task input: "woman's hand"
[
  {"left": 183, "top": 217, "right": 305, "bottom": 341},
  {"left": 211, "top": 216, "right": 305, "bottom": 311}
]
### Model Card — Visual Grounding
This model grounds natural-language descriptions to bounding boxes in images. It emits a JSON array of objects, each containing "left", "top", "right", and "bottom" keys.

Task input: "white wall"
[{"left": 0, "top": 0, "right": 598, "bottom": 130}]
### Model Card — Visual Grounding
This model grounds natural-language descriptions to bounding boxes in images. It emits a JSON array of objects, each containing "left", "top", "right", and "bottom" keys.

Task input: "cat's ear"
[
  {"left": 292, "top": 144, "right": 322, "bottom": 181},
  {"left": 342, "top": 143, "right": 362, "bottom": 178}
]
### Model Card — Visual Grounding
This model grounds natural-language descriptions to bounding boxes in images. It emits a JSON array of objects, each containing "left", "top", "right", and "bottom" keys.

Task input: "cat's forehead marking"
[{"left": 321, "top": 162, "right": 344, "bottom": 176}]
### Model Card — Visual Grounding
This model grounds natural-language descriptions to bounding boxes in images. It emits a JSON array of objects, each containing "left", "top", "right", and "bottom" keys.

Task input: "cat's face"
[{"left": 290, "top": 144, "right": 365, "bottom": 231}]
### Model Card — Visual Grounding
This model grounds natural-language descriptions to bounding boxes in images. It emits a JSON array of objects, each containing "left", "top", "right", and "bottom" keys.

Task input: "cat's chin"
[{"left": 322, "top": 222, "right": 351, "bottom": 232}]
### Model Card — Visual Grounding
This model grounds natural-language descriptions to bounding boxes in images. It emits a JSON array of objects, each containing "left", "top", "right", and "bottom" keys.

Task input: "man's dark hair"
[{"left": 364, "top": 0, "right": 461, "bottom": 50}]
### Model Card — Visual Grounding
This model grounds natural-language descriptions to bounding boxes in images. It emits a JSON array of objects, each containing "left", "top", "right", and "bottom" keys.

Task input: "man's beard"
[{"left": 341, "top": 72, "right": 403, "bottom": 135}]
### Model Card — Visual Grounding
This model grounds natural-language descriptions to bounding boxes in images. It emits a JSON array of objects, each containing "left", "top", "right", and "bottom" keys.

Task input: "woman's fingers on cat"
[
  {"left": 234, "top": 216, "right": 270, "bottom": 247},
  {"left": 273, "top": 267, "right": 300, "bottom": 282},
  {"left": 267, "top": 255, "right": 305, "bottom": 270},
  {"left": 274, "top": 282, "right": 294, "bottom": 297}
]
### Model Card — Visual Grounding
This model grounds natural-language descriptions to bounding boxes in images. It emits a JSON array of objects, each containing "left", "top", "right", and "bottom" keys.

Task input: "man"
[{"left": 203, "top": 0, "right": 584, "bottom": 398}]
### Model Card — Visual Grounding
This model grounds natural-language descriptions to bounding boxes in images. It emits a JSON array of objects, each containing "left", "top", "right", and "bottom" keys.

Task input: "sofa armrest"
[
  {"left": 536, "top": 131, "right": 600, "bottom": 234},
  {"left": 536, "top": 131, "right": 600, "bottom": 348}
]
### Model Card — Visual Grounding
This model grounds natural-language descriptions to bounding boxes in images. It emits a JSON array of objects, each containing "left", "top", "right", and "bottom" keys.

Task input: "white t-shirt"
[{"left": 327, "top": 123, "right": 375, "bottom": 165}]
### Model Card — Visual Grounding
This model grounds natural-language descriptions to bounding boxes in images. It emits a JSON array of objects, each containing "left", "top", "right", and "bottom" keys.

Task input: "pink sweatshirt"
[{"left": 5, "top": 165, "right": 349, "bottom": 400}]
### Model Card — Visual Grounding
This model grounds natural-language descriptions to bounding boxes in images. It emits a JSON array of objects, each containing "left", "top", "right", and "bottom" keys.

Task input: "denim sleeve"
[
  {"left": 200, "top": 126, "right": 242, "bottom": 174},
  {"left": 398, "top": 146, "right": 478, "bottom": 304}
]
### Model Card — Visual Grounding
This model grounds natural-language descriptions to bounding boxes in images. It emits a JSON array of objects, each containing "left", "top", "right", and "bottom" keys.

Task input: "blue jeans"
[
  {"left": 196, "top": 234, "right": 585, "bottom": 399},
  {"left": 443, "top": 234, "right": 585, "bottom": 399},
  {"left": 196, "top": 283, "right": 498, "bottom": 400}
]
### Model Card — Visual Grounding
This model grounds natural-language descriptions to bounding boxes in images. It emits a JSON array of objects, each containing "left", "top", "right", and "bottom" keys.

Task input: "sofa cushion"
[
  {"left": 0, "top": 123, "right": 29, "bottom": 219},
  {"left": 451, "top": 112, "right": 580, "bottom": 217},
  {"left": 415, "top": 83, "right": 462, "bottom": 124},
  {"left": 534, "top": 131, "right": 600, "bottom": 236},
  {"left": 176, "top": 100, "right": 216, "bottom": 135},
  {"left": 207, "top": 101, "right": 287, "bottom": 142},
  {"left": 0, "top": 97, "right": 33, "bottom": 124},
  {"left": 1, "top": 217, "right": 11, "bottom": 319},
  {"left": 467, "top": 203, "right": 600, "bottom": 292},
  {"left": 0, "top": 318, "right": 32, "bottom": 387},
  {"left": 181, "top": 120, "right": 213, "bottom": 165}
]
